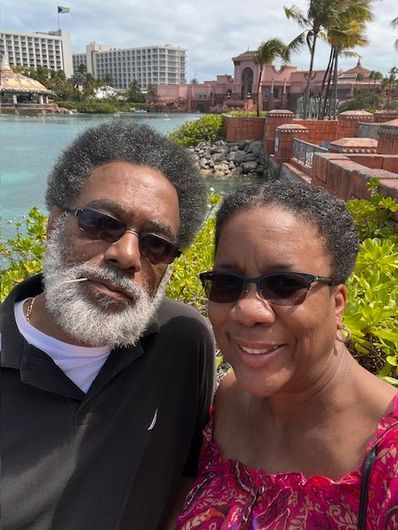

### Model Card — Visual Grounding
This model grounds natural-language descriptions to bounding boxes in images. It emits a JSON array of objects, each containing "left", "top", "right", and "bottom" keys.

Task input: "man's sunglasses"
[
  {"left": 199, "top": 270, "right": 336, "bottom": 306},
  {"left": 64, "top": 207, "right": 180, "bottom": 264}
]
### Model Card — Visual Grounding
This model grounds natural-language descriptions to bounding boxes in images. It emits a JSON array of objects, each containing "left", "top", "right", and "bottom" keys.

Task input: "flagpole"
[{"left": 58, "top": 10, "right": 60, "bottom": 31}]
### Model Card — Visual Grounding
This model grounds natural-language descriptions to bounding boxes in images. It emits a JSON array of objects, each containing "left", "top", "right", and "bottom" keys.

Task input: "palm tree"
[
  {"left": 317, "top": 0, "right": 373, "bottom": 118},
  {"left": 284, "top": 0, "right": 335, "bottom": 119},
  {"left": 382, "top": 66, "right": 398, "bottom": 104},
  {"left": 392, "top": 17, "right": 398, "bottom": 51},
  {"left": 254, "top": 39, "right": 289, "bottom": 116}
]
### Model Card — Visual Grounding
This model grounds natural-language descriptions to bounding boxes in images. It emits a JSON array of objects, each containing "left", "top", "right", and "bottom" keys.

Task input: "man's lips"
[{"left": 84, "top": 277, "right": 134, "bottom": 301}]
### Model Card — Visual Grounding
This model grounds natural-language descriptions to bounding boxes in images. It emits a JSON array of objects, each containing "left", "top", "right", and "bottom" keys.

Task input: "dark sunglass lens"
[
  {"left": 78, "top": 210, "right": 124, "bottom": 242},
  {"left": 261, "top": 273, "right": 310, "bottom": 305},
  {"left": 205, "top": 273, "right": 243, "bottom": 303},
  {"left": 140, "top": 233, "right": 177, "bottom": 264}
]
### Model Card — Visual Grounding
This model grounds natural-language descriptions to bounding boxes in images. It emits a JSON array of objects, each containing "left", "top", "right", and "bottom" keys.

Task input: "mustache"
[{"left": 59, "top": 263, "right": 147, "bottom": 300}]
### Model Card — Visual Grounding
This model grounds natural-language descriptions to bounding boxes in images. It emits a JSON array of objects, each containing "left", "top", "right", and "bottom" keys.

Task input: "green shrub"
[
  {"left": 345, "top": 179, "right": 398, "bottom": 385},
  {"left": 338, "top": 91, "right": 383, "bottom": 113},
  {"left": 1, "top": 208, "right": 47, "bottom": 301},
  {"left": 74, "top": 101, "right": 119, "bottom": 113},
  {"left": 344, "top": 238, "right": 398, "bottom": 385},
  {"left": 169, "top": 114, "right": 224, "bottom": 147},
  {"left": 346, "top": 178, "right": 398, "bottom": 242},
  {"left": 166, "top": 192, "right": 221, "bottom": 313}
]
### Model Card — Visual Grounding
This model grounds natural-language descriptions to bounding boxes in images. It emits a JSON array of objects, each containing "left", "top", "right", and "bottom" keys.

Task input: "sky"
[{"left": 1, "top": 0, "right": 397, "bottom": 82}]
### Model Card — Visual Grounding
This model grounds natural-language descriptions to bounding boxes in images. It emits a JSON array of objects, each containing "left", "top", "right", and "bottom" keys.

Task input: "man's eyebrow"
[{"left": 82, "top": 200, "right": 178, "bottom": 241}]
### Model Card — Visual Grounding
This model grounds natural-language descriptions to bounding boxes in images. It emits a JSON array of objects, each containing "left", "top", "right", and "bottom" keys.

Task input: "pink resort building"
[{"left": 153, "top": 51, "right": 381, "bottom": 114}]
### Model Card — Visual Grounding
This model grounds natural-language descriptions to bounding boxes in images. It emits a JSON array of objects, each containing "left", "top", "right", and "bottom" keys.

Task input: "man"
[{"left": 1, "top": 121, "right": 215, "bottom": 530}]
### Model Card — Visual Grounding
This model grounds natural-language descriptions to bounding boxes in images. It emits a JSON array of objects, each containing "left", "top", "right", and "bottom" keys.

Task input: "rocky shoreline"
[{"left": 188, "top": 139, "right": 267, "bottom": 178}]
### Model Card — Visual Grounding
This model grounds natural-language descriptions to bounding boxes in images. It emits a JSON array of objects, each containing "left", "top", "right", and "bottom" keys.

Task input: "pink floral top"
[{"left": 177, "top": 394, "right": 398, "bottom": 529}]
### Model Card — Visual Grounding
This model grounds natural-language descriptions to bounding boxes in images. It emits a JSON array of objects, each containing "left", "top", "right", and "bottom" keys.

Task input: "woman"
[{"left": 176, "top": 180, "right": 398, "bottom": 529}]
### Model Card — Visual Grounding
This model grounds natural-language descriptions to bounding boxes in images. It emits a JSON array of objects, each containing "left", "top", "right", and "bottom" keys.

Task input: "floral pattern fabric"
[{"left": 177, "top": 394, "right": 398, "bottom": 529}]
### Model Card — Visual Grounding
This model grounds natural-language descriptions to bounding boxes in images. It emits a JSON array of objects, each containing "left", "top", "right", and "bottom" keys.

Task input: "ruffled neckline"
[{"left": 200, "top": 392, "right": 398, "bottom": 488}]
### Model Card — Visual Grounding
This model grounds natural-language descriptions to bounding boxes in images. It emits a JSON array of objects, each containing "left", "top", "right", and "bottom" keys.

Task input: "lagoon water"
[
  {"left": 1, "top": 113, "right": 199, "bottom": 231},
  {"left": 1, "top": 112, "right": 258, "bottom": 241}
]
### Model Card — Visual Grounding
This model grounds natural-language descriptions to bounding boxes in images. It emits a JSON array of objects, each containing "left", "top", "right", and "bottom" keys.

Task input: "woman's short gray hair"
[
  {"left": 215, "top": 179, "right": 359, "bottom": 284},
  {"left": 45, "top": 120, "right": 207, "bottom": 249}
]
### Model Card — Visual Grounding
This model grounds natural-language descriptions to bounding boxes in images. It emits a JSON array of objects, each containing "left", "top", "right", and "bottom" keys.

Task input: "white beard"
[{"left": 42, "top": 220, "right": 167, "bottom": 347}]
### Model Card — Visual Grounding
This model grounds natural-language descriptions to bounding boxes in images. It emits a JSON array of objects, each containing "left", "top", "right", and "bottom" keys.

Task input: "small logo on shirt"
[{"left": 147, "top": 408, "right": 158, "bottom": 431}]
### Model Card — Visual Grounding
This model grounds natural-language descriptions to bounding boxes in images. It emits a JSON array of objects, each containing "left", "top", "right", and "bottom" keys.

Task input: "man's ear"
[
  {"left": 46, "top": 207, "right": 63, "bottom": 238},
  {"left": 333, "top": 284, "right": 348, "bottom": 329}
]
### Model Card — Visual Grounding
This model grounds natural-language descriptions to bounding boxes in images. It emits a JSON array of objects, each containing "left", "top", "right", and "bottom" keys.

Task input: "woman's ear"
[
  {"left": 333, "top": 284, "right": 348, "bottom": 329},
  {"left": 46, "top": 207, "right": 63, "bottom": 238}
]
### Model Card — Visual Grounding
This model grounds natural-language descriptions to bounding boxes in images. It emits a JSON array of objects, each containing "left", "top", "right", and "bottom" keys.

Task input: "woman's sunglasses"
[
  {"left": 199, "top": 270, "right": 336, "bottom": 306},
  {"left": 64, "top": 207, "right": 180, "bottom": 265}
]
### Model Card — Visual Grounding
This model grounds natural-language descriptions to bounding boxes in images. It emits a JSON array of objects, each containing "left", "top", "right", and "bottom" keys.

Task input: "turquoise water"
[
  {"left": 1, "top": 112, "right": 261, "bottom": 242},
  {"left": 1, "top": 113, "right": 200, "bottom": 230}
]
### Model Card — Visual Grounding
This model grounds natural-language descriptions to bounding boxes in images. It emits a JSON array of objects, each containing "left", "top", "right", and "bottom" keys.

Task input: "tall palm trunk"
[
  {"left": 318, "top": 47, "right": 334, "bottom": 119},
  {"left": 256, "top": 65, "right": 264, "bottom": 117},
  {"left": 331, "top": 49, "right": 339, "bottom": 119},
  {"left": 303, "top": 32, "right": 318, "bottom": 120}
]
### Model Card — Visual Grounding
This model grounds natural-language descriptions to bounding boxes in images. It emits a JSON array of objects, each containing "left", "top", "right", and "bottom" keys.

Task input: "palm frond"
[
  {"left": 284, "top": 5, "right": 308, "bottom": 28},
  {"left": 286, "top": 32, "right": 306, "bottom": 54}
]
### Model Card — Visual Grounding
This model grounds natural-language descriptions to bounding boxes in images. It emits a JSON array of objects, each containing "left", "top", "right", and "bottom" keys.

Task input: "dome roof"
[
  {"left": 0, "top": 55, "right": 51, "bottom": 94},
  {"left": 340, "top": 59, "right": 371, "bottom": 79}
]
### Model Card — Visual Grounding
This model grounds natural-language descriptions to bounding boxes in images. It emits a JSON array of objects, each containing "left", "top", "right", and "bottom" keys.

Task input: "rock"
[
  {"left": 247, "top": 140, "right": 263, "bottom": 156},
  {"left": 241, "top": 161, "right": 258, "bottom": 174},
  {"left": 232, "top": 150, "right": 247, "bottom": 164},
  {"left": 193, "top": 139, "right": 267, "bottom": 179},
  {"left": 212, "top": 153, "right": 225, "bottom": 163},
  {"left": 243, "top": 153, "right": 258, "bottom": 162}
]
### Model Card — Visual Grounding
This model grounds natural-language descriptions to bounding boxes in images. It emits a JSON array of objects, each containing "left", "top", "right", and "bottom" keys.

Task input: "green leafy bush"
[
  {"left": 347, "top": 178, "right": 398, "bottom": 242},
  {"left": 166, "top": 193, "right": 221, "bottom": 313},
  {"left": 338, "top": 91, "right": 383, "bottom": 113},
  {"left": 345, "top": 179, "right": 398, "bottom": 385},
  {"left": 1, "top": 208, "right": 47, "bottom": 301},
  {"left": 169, "top": 114, "right": 224, "bottom": 147},
  {"left": 344, "top": 238, "right": 398, "bottom": 385}
]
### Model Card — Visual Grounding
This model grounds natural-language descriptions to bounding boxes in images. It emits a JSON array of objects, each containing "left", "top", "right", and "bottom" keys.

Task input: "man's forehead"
[{"left": 72, "top": 160, "right": 181, "bottom": 233}]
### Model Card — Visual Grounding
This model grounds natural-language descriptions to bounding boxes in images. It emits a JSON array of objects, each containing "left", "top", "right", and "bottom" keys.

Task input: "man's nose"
[{"left": 103, "top": 230, "right": 142, "bottom": 272}]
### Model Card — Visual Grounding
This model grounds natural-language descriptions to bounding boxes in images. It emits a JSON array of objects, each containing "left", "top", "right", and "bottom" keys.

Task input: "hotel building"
[
  {"left": 0, "top": 30, "right": 73, "bottom": 78},
  {"left": 72, "top": 42, "right": 186, "bottom": 90}
]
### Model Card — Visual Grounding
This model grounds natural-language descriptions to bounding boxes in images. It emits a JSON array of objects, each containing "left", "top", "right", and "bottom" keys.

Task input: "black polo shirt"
[{"left": 1, "top": 275, "right": 215, "bottom": 530}]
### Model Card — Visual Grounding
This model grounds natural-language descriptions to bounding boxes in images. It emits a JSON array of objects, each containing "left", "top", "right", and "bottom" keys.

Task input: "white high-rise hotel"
[
  {"left": 0, "top": 30, "right": 186, "bottom": 90},
  {"left": 73, "top": 42, "right": 186, "bottom": 90},
  {"left": 0, "top": 30, "right": 73, "bottom": 77}
]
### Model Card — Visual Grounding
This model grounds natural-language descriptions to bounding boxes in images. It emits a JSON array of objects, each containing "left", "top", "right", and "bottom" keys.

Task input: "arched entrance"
[
  {"left": 241, "top": 67, "right": 253, "bottom": 99},
  {"left": 196, "top": 103, "right": 205, "bottom": 113}
]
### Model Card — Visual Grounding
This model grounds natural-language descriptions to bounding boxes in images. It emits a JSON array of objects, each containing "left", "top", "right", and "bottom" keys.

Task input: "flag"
[{"left": 57, "top": 6, "right": 71, "bottom": 13}]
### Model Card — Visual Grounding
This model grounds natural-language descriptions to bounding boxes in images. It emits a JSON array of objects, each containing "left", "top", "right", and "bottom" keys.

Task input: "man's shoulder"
[
  {"left": 156, "top": 298, "right": 213, "bottom": 343},
  {"left": 158, "top": 297, "right": 208, "bottom": 325}
]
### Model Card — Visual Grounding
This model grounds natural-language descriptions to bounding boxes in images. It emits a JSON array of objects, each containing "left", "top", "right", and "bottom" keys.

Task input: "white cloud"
[{"left": 1, "top": 0, "right": 397, "bottom": 80}]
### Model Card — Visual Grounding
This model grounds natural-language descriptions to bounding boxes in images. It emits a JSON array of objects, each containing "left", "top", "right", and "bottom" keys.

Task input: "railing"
[{"left": 292, "top": 138, "right": 328, "bottom": 167}]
